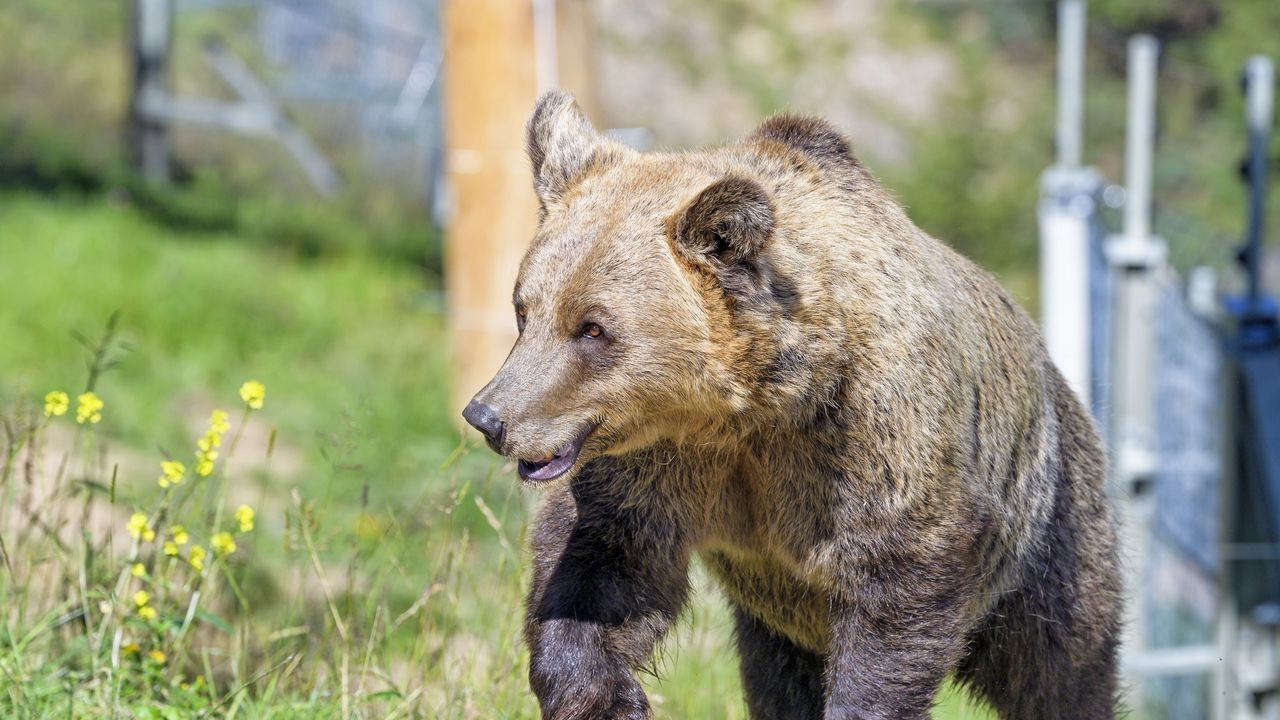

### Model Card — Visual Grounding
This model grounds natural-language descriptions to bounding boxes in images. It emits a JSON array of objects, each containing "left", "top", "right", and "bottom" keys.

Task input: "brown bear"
[{"left": 462, "top": 91, "right": 1122, "bottom": 720}]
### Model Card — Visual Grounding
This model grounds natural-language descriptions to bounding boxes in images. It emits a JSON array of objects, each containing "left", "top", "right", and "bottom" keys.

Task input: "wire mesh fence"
[
  {"left": 170, "top": 0, "right": 445, "bottom": 207},
  {"left": 1143, "top": 275, "right": 1223, "bottom": 719}
]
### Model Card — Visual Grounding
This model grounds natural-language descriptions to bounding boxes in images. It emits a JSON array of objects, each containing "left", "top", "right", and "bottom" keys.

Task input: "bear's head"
[{"left": 463, "top": 91, "right": 842, "bottom": 483}]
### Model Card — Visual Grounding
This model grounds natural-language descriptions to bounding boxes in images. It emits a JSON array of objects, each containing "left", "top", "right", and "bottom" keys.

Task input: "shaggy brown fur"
[{"left": 463, "top": 91, "right": 1123, "bottom": 720}]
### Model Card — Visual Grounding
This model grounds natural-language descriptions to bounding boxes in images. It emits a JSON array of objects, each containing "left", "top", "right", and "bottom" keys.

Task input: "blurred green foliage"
[
  {"left": 880, "top": 40, "right": 1046, "bottom": 279},
  {"left": 907, "top": 0, "right": 1280, "bottom": 280}
]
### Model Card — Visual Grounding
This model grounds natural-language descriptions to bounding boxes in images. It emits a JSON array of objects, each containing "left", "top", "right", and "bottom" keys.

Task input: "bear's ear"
[
  {"left": 526, "top": 90, "right": 619, "bottom": 204},
  {"left": 749, "top": 114, "right": 858, "bottom": 168},
  {"left": 672, "top": 175, "right": 774, "bottom": 273}
]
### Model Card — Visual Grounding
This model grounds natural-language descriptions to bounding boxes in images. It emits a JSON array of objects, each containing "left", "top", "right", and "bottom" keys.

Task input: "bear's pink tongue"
[{"left": 518, "top": 429, "right": 589, "bottom": 482}]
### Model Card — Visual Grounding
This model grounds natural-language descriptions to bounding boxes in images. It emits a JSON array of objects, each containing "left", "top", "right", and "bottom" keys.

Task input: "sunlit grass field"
[{"left": 0, "top": 192, "right": 992, "bottom": 718}]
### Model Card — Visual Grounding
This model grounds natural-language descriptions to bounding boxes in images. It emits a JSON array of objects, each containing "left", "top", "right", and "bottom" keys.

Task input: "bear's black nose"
[{"left": 462, "top": 400, "right": 505, "bottom": 452}]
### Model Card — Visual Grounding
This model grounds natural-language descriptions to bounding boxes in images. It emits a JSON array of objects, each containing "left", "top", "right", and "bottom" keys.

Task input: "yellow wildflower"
[
  {"left": 195, "top": 434, "right": 219, "bottom": 476},
  {"left": 123, "top": 642, "right": 140, "bottom": 655},
  {"left": 211, "top": 532, "right": 236, "bottom": 556},
  {"left": 75, "top": 391, "right": 104, "bottom": 424},
  {"left": 163, "top": 541, "right": 178, "bottom": 556},
  {"left": 127, "top": 513, "right": 148, "bottom": 540},
  {"left": 131, "top": 563, "right": 145, "bottom": 577},
  {"left": 239, "top": 380, "right": 265, "bottom": 410},
  {"left": 142, "top": 528, "right": 156, "bottom": 542},
  {"left": 188, "top": 545, "right": 206, "bottom": 571},
  {"left": 171, "top": 525, "right": 189, "bottom": 545},
  {"left": 158, "top": 460, "right": 185, "bottom": 489},
  {"left": 43, "top": 391, "right": 69, "bottom": 417},
  {"left": 234, "top": 505, "right": 255, "bottom": 533},
  {"left": 193, "top": 407, "right": 229, "bottom": 477},
  {"left": 148, "top": 649, "right": 166, "bottom": 664},
  {"left": 136, "top": 591, "right": 157, "bottom": 616}
]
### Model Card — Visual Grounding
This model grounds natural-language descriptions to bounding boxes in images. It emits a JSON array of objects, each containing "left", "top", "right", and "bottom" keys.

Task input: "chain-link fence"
[
  {"left": 1144, "top": 277, "right": 1223, "bottom": 719},
  {"left": 160, "top": 0, "right": 445, "bottom": 209}
]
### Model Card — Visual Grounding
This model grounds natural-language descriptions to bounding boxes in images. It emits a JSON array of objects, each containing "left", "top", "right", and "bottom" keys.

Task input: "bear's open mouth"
[{"left": 517, "top": 424, "right": 596, "bottom": 482}]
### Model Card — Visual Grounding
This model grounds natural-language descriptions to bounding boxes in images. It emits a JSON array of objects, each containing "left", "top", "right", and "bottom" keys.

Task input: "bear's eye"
[
  {"left": 516, "top": 307, "right": 527, "bottom": 333},
  {"left": 580, "top": 322, "right": 604, "bottom": 339}
]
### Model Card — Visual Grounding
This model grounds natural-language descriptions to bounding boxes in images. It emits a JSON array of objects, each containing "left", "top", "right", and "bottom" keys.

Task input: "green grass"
[
  {"left": 0, "top": 192, "right": 991, "bottom": 718},
  {"left": 0, "top": 192, "right": 453, "bottom": 491}
]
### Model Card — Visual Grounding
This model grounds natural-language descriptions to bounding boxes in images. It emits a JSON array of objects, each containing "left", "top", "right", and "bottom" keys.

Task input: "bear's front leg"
[
  {"left": 525, "top": 477, "right": 690, "bottom": 720},
  {"left": 822, "top": 563, "right": 975, "bottom": 720}
]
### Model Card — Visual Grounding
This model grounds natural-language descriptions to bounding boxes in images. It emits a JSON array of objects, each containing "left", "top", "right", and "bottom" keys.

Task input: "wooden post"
[
  {"left": 127, "top": 0, "right": 174, "bottom": 183},
  {"left": 442, "top": 0, "right": 540, "bottom": 414}
]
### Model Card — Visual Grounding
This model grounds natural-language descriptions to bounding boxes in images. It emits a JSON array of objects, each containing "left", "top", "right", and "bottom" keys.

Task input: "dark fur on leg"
[
  {"left": 525, "top": 460, "right": 691, "bottom": 720},
  {"left": 732, "top": 605, "right": 825, "bottom": 720},
  {"left": 823, "top": 556, "right": 977, "bottom": 720},
  {"left": 956, "top": 529, "right": 1120, "bottom": 720}
]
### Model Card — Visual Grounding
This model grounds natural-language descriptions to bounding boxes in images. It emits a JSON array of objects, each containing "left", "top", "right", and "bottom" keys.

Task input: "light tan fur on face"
[{"left": 476, "top": 107, "right": 780, "bottom": 465}]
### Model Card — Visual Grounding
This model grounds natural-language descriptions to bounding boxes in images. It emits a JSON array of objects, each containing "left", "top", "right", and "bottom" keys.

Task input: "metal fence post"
[
  {"left": 1040, "top": 0, "right": 1101, "bottom": 411},
  {"left": 1108, "top": 35, "right": 1164, "bottom": 485},
  {"left": 1107, "top": 34, "right": 1169, "bottom": 717},
  {"left": 127, "top": 0, "right": 173, "bottom": 183}
]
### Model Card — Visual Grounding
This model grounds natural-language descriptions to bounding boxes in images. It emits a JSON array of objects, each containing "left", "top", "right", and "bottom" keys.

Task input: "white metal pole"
[
  {"left": 1056, "top": 0, "right": 1086, "bottom": 168},
  {"left": 1039, "top": 201, "right": 1093, "bottom": 407},
  {"left": 1111, "top": 34, "right": 1161, "bottom": 480},
  {"left": 1110, "top": 35, "right": 1166, "bottom": 719},
  {"left": 1243, "top": 55, "right": 1274, "bottom": 306},
  {"left": 1040, "top": 0, "right": 1095, "bottom": 409},
  {"left": 1245, "top": 56, "right": 1275, "bottom": 134},
  {"left": 1123, "top": 35, "right": 1157, "bottom": 245}
]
